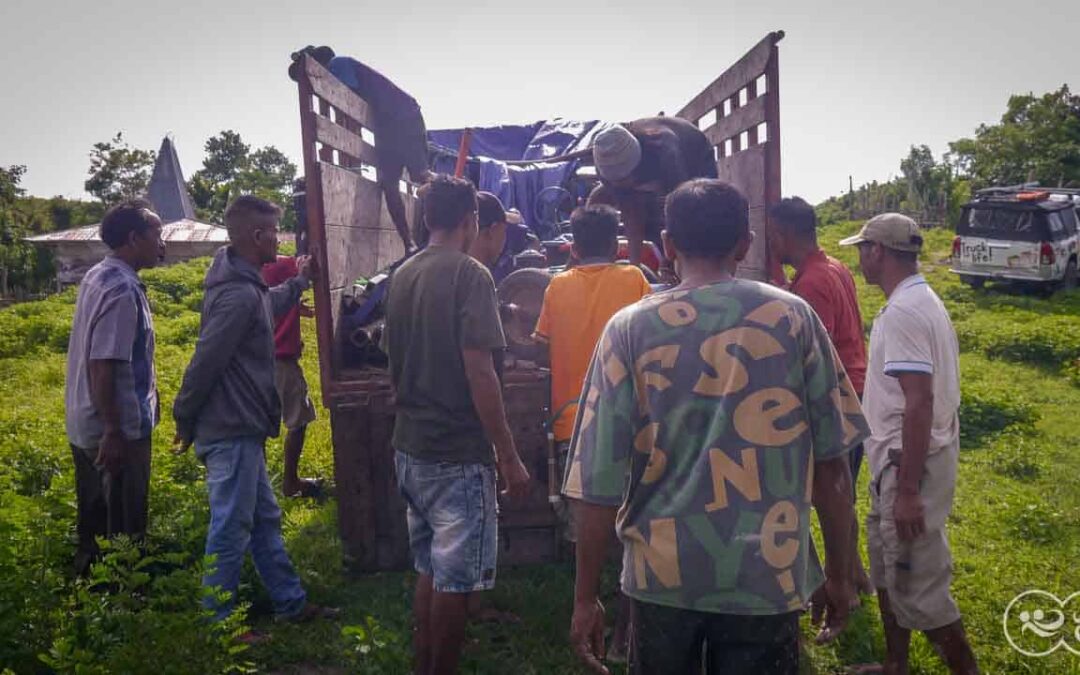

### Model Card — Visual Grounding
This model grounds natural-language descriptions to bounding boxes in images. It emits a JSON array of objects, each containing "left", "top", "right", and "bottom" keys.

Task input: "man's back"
[
  {"left": 628, "top": 116, "right": 719, "bottom": 188},
  {"left": 262, "top": 256, "right": 302, "bottom": 359},
  {"left": 535, "top": 263, "right": 651, "bottom": 440},
  {"left": 564, "top": 279, "right": 867, "bottom": 613},
  {"left": 863, "top": 275, "right": 960, "bottom": 476},
  {"left": 791, "top": 251, "right": 867, "bottom": 395},
  {"left": 384, "top": 246, "right": 506, "bottom": 465}
]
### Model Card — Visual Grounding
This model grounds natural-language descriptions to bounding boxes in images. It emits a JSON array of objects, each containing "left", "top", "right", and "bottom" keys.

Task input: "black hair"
[
  {"left": 885, "top": 247, "right": 920, "bottom": 264},
  {"left": 99, "top": 198, "right": 159, "bottom": 250},
  {"left": 571, "top": 205, "right": 619, "bottom": 258},
  {"left": 224, "top": 195, "right": 282, "bottom": 239},
  {"left": 664, "top": 179, "right": 749, "bottom": 259},
  {"left": 419, "top": 174, "right": 477, "bottom": 232},
  {"left": 770, "top": 196, "right": 817, "bottom": 241},
  {"left": 477, "top": 192, "right": 506, "bottom": 231}
]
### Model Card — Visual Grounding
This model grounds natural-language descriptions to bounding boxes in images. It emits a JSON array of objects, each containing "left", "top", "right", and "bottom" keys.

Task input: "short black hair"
[
  {"left": 224, "top": 195, "right": 282, "bottom": 239},
  {"left": 664, "top": 179, "right": 749, "bottom": 259},
  {"left": 477, "top": 192, "right": 506, "bottom": 231},
  {"left": 99, "top": 198, "right": 159, "bottom": 250},
  {"left": 571, "top": 205, "right": 619, "bottom": 258},
  {"left": 885, "top": 247, "right": 920, "bottom": 264},
  {"left": 419, "top": 174, "right": 477, "bottom": 231},
  {"left": 770, "top": 197, "right": 817, "bottom": 240}
]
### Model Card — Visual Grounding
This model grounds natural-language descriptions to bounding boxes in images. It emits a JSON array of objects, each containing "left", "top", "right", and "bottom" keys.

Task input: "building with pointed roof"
[{"left": 27, "top": 137, "right": 229, "bottom": 284}]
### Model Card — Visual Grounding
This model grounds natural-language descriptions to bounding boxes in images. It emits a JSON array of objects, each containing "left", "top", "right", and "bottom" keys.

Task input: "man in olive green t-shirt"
[{"left": 383, "top": 174, "right": 530, "bottom": 675}]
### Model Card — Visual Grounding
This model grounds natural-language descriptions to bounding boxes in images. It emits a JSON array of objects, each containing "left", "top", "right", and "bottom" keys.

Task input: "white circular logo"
[{"left": 1003, "top": 590, "right": 1080, "bottom": 657}]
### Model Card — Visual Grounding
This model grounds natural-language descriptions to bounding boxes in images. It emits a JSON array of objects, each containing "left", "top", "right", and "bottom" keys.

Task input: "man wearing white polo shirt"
[{"left": 841, "top": 214, "right": 978, "bottom": 675}]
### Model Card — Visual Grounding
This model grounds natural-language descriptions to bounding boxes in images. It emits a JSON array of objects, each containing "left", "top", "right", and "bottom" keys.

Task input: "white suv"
[{"left": 951, "top": 187, "right": 1079, "bottom": 291}]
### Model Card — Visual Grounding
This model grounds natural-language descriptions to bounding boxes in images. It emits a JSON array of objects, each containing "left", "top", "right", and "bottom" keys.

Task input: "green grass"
[{"left": 1, "top": 224, "right": 1079, "bottom": 673}]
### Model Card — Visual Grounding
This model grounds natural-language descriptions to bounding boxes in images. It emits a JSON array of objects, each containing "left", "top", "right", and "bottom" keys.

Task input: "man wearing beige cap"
[
  {"left": 841, "top": 214, "right": 978, "bottom": 674},
  {"left": 588, "top": 117, "right": 717, "bottom": 268}
]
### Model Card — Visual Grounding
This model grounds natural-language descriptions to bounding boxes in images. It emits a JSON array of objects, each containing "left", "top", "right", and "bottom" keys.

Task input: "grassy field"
[{"left": 1, "top": 221, "right": 1079, "bottom": 673}]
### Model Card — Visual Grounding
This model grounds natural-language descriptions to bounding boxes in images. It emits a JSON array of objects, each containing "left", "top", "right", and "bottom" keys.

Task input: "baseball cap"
[
  {"left": 839, "top": 212, "right": 923, "bottom": 252},
  {"left": 592, "top": 125, "right": 642, "bottom": 182},
  {"left": 478, "top": 192, "right": 508, "bottom": 230}
]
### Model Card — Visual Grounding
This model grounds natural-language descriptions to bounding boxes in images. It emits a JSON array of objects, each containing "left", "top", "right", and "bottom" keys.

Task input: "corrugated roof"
[{"left": 26, "top": 219, "right": 229, "bottom": 244}]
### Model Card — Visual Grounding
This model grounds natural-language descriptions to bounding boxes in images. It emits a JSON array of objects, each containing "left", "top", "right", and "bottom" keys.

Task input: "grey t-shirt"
[
  {"left": 383, "top": 246, "right": 506, "bottom": 465},
  {"left": 65, "top": 256, "right": 158, "bottom": 448}
]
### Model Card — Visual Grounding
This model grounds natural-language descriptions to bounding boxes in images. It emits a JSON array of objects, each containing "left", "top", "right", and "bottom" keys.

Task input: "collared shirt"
[
  {"left": 65, "top": 256, "right": 158, "bottom": 448},
  {"left": 863, "top": 274, "right": 960, "bottom": 478},
  {"left": 790, "top": 250, "right": 867, "bottom": 396},
  {"left": 563, "top": 280, "right": 869, "bottom": 615}
]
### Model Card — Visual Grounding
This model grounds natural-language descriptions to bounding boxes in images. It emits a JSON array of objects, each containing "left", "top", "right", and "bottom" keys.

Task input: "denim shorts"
[{"left": 393, "top": 451, "right": 498, "bottom": 593}]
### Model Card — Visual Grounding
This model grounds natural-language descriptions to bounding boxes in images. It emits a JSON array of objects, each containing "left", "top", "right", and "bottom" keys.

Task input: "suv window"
[
  {"left": 1059, "top": 207, "right": 1079, "bottom": 236},
  {"left": 959, "top": 207, "right": 1047, "bottom": 242}
]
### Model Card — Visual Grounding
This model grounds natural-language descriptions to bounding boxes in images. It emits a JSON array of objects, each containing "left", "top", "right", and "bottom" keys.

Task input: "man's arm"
[
  {"left": 172, "top": 288, "right": 254, "bottom": 445},
  {"left": 894, "top": 372, "right": 934, "bottom": 541},
  {"left": 88, "top": 359, "right": 126, "bottom": 473},
  {"left": 570, "top": 500, "right": 617, "bottom": 674},
  {"left": 269, "top": 256, "right": 312, "bottom": 317},
  {"left": 461, "top": 348, "right": 529, "bottom": 498},
  {"left": 811, "top": 455, "right": 854, "bottom": 641}
]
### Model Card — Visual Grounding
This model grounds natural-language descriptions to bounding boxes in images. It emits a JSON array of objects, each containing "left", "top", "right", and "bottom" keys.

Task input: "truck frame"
[{"left": 294, "top": 31, "right": 785, "bottom": 572}]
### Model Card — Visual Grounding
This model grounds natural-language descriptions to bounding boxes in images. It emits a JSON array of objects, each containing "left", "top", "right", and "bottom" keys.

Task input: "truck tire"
[
  {"left": 497, "top": 268, "right": 553, "bottom": 361},
  {"left": 960, "top": 275, "right": 985, "bottom": 290},
  {"left": 1061, "top": 259, "right": 1078, "bottom": 292}
]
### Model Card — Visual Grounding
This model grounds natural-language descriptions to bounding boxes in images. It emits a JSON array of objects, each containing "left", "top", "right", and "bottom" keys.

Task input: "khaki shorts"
[
  {"left": 866, "top": 445, "right": 962, "bottom": 631},
  {"left": 274, "top": 358, "right": 316, "bottom": 431}
]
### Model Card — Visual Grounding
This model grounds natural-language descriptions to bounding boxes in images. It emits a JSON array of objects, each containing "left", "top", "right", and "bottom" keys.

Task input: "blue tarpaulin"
[{"left": 427, "top": 119, "right": 613, "bottom": 239}]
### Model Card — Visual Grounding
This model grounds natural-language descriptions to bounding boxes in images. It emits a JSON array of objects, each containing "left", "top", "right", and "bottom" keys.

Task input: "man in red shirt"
[
  {"left": 770, "top": 196, "right": 872, "bottom": 594},
  {"left": 262, "top": 255, "right": 319, "bottom": 498}
]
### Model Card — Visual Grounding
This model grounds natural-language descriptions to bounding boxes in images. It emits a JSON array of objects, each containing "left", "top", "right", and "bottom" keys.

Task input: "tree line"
[
  {"left": 1, "top": 131, "right": 297, "bottom": 297},
  {"left": 817, "top": 85, "right": 1079, "bottom": 225}
]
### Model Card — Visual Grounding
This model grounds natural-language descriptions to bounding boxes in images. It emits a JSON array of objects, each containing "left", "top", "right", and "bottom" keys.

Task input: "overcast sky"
[{"left": 2, "top": 0, "right": 1076, "bottom": 205}]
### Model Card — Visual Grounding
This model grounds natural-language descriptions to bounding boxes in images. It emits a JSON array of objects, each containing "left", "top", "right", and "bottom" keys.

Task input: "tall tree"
[
  {"left": 189, "top": 130, "right": 298, "bottom": 228},
  {"left": 1, "top": 166, "right": 56, "bottom": 297},
  {"left": 948, "top": 85, "right": 1080, "bottom": 189},
  {"left": 84, "top": 132, "right": 156, "bottom": 205}
]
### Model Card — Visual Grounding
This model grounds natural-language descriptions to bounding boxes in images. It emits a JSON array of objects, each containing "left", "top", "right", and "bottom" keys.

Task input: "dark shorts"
[
  {"left": 393, "top": 451, "right": 498, "bottom": 593},
  {"left": 375, "top": 110, "right": 430, "bottom": 183},
  {"left": 629, "top": 600, "right": 800, "bottom": 675}
]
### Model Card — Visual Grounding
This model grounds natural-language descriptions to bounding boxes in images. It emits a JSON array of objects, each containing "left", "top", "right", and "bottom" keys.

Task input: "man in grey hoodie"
[{"left": 173, "top": 195, "right": 335, "bottom": 629}]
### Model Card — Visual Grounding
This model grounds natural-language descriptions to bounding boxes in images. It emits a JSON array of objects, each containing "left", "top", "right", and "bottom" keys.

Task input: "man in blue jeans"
[{"left": 173, "top": 195, "right": 337, "bottom": 634}]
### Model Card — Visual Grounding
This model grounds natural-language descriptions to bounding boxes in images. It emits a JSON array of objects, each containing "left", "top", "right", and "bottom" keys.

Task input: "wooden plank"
[
  {"left": 325, "top": 224, "right": 381, "bottom": 291},
  {"left": 300, "top": 54, "right": 376, "bottom": 130},
  {"left": 677, "top": 31, "right": 783, "bottom": 126},
  {"left": 737, "top": 205, "right": 769, "bottom": 282},
  {"left": 718, "top": 143, "right": 767, "bottom": 207},
  {"left": 763, "top": 43, "right": 784, "bottom": 284},
  {"left": 320, "top": 163, "right": 386, "bottom": 229},
  {"left": 701, "top": 95, "right": 768, "bottom": 147},
  {"left": 298, "top": 80, "right": 336, "bottom": 405},
  {"left": 315, "top": 115, "right": 378, "bottom": 167}
]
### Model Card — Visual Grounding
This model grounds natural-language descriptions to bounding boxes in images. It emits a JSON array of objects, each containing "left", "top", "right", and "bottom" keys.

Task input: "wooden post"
[{"left": 763, "top": 41, "right": 784, "bottom": 285}]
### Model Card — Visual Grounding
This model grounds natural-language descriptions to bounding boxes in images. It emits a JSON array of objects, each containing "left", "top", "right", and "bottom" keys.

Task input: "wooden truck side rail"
[
  {"left": 295, "top": 54, "right": 415, "bottom": 406},
  {"left": 676, "top": 30, "right": 784, "bottom": 283}
]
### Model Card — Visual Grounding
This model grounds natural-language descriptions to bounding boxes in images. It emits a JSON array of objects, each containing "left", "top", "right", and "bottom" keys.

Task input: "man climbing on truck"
[
  {"left": 588, "top": 116, "right": 718, "bottom": 269},
  {"left": 290, "top": 45, "right": 432, "bottom": 252}
]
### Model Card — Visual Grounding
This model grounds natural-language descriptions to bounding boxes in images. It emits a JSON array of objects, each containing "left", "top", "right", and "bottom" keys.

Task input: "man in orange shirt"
[
  {"left": 534, "top": 203, "right": 651, "bottom": 662},
  {"left": 535, "top": 205, "right": 652, "bottom": 444}
]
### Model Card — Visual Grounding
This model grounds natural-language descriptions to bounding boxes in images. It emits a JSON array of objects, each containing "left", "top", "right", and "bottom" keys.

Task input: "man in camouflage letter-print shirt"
[{"left": 564, "top": 179, "right": 869, "bottom": 675}]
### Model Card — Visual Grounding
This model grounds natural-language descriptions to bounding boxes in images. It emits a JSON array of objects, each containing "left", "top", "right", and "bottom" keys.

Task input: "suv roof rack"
[{"left": 975, "top": 183, "right": 1080, "bottom": 198}]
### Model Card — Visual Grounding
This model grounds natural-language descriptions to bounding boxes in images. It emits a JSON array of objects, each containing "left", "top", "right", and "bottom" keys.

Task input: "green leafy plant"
[{"left": 341, "top": 616, "right": 409, "bottom": 673}]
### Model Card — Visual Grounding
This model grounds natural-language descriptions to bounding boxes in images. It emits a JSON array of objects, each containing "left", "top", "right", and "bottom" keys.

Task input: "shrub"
[
  {"left": 39, "top": 539, "right": 254, "bottom": 675},
  {"left": 1007, "top": 501, "right": 1070, "bottom": 546},
  {"left": 986, "top": 431, "right": 1045, "bottom": 480},
  {"left": 958, "top": 379, "right": 1038, "bottom": 447}
]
